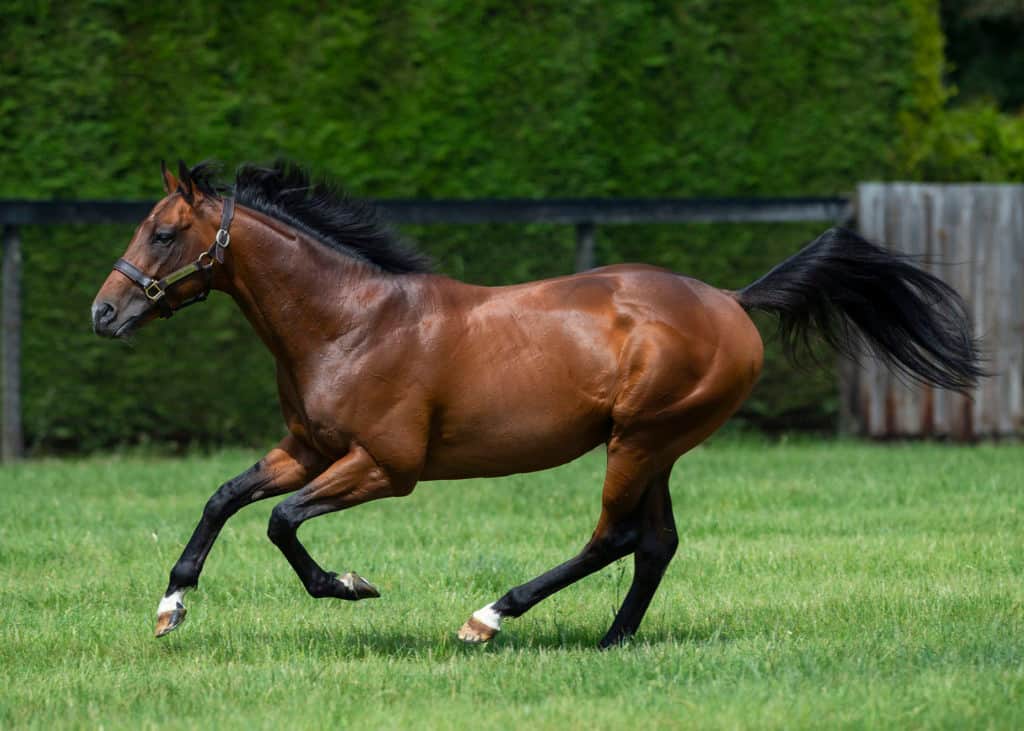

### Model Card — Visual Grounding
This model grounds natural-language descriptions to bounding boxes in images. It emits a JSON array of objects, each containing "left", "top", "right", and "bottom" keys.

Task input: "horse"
[{"left": 91, "top": 160, "right": 982, "bottom": 647}]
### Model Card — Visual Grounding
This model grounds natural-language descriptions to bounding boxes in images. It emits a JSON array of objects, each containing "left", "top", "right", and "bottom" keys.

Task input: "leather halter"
[{"left": 112, "top": 197, "right": 235, "bottom": 318}]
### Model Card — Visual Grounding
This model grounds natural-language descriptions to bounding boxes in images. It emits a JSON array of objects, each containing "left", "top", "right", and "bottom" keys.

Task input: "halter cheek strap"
[{"left": 112, "top": 197, "right": 235, "bottom": 319}]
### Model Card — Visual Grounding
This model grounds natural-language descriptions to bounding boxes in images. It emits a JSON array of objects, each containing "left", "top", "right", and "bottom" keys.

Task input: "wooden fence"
[
  {"left": 841, "top": 183, "right": 1024, "bottom": 439},
  {"left": 0, "top": 196, "right": 850, "bottom": 460}
]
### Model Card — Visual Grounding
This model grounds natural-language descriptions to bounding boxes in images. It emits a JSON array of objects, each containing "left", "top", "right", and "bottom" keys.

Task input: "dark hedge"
[{"left": 0, "top": 1, "right": 945, "bottom": 451}]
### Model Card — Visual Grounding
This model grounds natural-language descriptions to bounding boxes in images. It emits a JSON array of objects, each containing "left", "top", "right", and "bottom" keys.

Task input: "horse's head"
[{"left": 91, "top": 161, "right": 228, "bottom": 338}]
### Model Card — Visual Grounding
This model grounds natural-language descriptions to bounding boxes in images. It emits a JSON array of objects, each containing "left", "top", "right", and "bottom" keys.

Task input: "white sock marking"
[
  {"left": 157, "top": 588, "right": 189, "bottom": 615},
  {"left": 471, "top": 602, "right": 502, "bottom": 631}
]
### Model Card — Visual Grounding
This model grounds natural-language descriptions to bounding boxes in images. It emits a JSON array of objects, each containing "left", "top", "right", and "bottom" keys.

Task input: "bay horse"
[{"left": 91, "top": 161, "right": 982, "bottom": 647}]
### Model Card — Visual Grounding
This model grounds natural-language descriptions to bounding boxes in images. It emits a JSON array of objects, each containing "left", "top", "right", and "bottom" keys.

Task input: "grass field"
[{"left": 1, "top": 438, "right": 1022, "bottom": 729}]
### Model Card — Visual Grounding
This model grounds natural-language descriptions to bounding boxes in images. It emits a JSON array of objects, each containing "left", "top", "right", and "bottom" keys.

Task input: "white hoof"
[
  {"left": 154, "top": 589, "right": 189, "bottom": 638},
  {"left": 457, "top": 602, "right": 502, "bottom": 643}
]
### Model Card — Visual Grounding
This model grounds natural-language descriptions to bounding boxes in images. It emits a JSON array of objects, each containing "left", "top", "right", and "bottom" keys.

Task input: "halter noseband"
[{"left": 112, "top": 197, "right": 235, "bottom": 319}]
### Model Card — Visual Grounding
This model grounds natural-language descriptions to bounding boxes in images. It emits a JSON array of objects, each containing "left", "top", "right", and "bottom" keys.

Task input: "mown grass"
[{"left": 1, "top": 438, "right": 1022, "bottom": 729}]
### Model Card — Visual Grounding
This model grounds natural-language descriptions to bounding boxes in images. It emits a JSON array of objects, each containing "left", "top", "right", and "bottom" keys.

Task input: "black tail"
[{"left": 736, "top": 227, "right": 983, "bottom": 393}]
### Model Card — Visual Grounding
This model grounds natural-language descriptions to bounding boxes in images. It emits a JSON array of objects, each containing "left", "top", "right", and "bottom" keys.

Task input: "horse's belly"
[
  {"left": 419, "top": 403, "right": 609, "bottom": 480},
  {"left": 417, "top": 280, "right": 628, "bottom": 479}
]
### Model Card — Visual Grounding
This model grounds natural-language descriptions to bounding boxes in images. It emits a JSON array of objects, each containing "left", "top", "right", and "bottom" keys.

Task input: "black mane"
[{"left": 187, "top": 160, "right": 432, "bottom": 274}]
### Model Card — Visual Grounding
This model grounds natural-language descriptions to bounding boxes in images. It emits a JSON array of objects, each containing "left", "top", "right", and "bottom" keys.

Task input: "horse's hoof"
[
  {"left": 154, "top": 606, "right": 186, "bottom": 637},
  {"left": 154, "top": 590, "right": 189, "bottom": 637},
  {"left": 457, "top": 616, "right": 499, "bottom": 644},
  {"left": 340, "top": 571, "right": 380, "bottom": 599}
]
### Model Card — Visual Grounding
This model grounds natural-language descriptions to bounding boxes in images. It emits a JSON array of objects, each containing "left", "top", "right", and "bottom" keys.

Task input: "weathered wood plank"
[
  {"left": 895, "top": 185, "right": 924, "bottom": 435},
  {"left": 932, "top": 189, "right": 956, "bottom": 437},
  {"left": 1005, "top": 192, "right": 1024, "bottom": 433},
  {"left": 971, "top": 188, "right": 992, "bottom": 436},
  {"left": 857, "top": 183, "right": 887, "bottom": 437}
]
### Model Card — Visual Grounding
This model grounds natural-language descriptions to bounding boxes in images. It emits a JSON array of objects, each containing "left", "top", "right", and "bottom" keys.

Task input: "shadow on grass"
[
  {"left": 152, "top": 617, "right": 738, "bottom": 660},
  {"left": 503, "top": 622, "right": 738, "bottom": 651}
]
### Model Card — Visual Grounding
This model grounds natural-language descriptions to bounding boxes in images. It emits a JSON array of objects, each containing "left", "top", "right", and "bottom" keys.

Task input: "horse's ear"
[
  {"left": 161, "top": 159, "right": 179, "bottom": 195},
  {"left": 177, "top": 159, "right": 195, "bottom": 206}
]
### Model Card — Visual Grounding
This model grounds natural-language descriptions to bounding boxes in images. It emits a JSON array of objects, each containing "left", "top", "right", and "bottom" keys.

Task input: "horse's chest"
[
  {"left": 290, "top": 377, "right": 415, "bottom": 459},
  {"left": 288, "top": 400, "right": 358, "bottom": 456},
  {"left": 278, "top": 373, "right": 355, "bottom": 456}
]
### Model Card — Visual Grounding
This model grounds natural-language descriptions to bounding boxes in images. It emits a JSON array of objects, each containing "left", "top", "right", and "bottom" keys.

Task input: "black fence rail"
[
  {"left": 0, "top": 196, "right": 852, "bottom": 459},
  {"left": 1, "top": 196, "right": 852, "bottom": 226}
]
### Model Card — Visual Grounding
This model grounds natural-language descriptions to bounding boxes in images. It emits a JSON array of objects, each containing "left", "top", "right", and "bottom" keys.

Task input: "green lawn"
[{"left": 1, "top": 439, "right": 1021, "bottom": 729}]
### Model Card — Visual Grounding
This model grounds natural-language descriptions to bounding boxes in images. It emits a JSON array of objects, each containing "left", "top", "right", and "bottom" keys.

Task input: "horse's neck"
[{"left": 216, "top": 208, "right": 390, "bottom": 366}]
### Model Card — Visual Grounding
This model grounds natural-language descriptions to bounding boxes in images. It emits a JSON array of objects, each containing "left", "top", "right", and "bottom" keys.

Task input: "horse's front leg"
[
  {"left": 156, "top": 435, "right": 327, "bottom": 637},
  {"left": 266, "top": 443, "right": 414, "bottom": 601}
]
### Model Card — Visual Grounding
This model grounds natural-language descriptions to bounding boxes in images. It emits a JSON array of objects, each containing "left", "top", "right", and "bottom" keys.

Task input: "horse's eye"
[{"left": 152, "top": 229, "right": 176, "bottom": 245}]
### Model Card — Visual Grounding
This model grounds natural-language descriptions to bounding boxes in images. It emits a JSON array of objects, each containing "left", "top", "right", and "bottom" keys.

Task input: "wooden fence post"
[
  {"left": 574, "top": 222, "right": 596, "bottom": 272},
  {"left": 2, "top": 224, "right": 23, "bottom": 461}
]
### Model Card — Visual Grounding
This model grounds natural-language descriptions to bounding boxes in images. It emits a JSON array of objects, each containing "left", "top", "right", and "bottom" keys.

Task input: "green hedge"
[
  {"left": 1, "top": 1, "right": 945, "bottom": 451},
  {"left": 907, "top": 102, "right": 1024, "bottom": 180}
]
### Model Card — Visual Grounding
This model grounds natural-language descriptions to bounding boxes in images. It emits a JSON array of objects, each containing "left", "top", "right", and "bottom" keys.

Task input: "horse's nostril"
[{"left": 93, "top": 301, "right": 117, "bottom": 329}]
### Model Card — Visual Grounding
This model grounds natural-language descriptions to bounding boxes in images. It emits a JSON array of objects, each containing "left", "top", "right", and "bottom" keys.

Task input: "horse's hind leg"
[
  {"left": 457, "top": 440, "right": 657, "bottom": 644},
  {"left": 599, "top": 469, "right": 677, "bottom": 648}
]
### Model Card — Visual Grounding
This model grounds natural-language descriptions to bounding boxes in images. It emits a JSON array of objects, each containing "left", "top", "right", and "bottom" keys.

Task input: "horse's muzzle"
[{"left": 91, "top": 301, "right": 118, "bottom": 337}]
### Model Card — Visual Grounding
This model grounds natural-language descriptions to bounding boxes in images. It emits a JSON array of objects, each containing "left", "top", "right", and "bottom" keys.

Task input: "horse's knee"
[
  {"left": 637, "top": 528, "right": 678, "bottom": 568},
  {"left": 589, "top": 521, "right": 641, "bottom": 561},
  {"left": 203, "top": 473, "right": 256, "bottom": 521},
  {"left": 203, "top": 489, "right": 232, "bottom": 521},
  {"left": 267, "top": 502, "right": 299, "bottom": 544},
  {"left": 664, "top": 531, "right": 679, "bottom": 560}
]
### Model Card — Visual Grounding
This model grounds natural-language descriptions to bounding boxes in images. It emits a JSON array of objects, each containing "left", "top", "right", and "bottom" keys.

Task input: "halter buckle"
[
  {"left": 144, "top": 281, "right": 166, "bottom": 301},
  {"left": 216, "top": 229, "right": 230, "bottom": 248},
  {"left": 195, "top": 250, "right": 215, "bottom": 269}
]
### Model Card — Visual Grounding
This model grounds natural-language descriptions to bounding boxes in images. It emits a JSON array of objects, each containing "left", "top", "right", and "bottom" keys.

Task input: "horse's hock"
[{"left": 843, "top": 183, "right": 1024, "bottom": 440}]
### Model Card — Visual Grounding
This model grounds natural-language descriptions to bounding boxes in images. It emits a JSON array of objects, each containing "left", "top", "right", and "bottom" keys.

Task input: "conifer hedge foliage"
[{"left": 1, "top": 1, "right": 946, "bottom": 450}]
